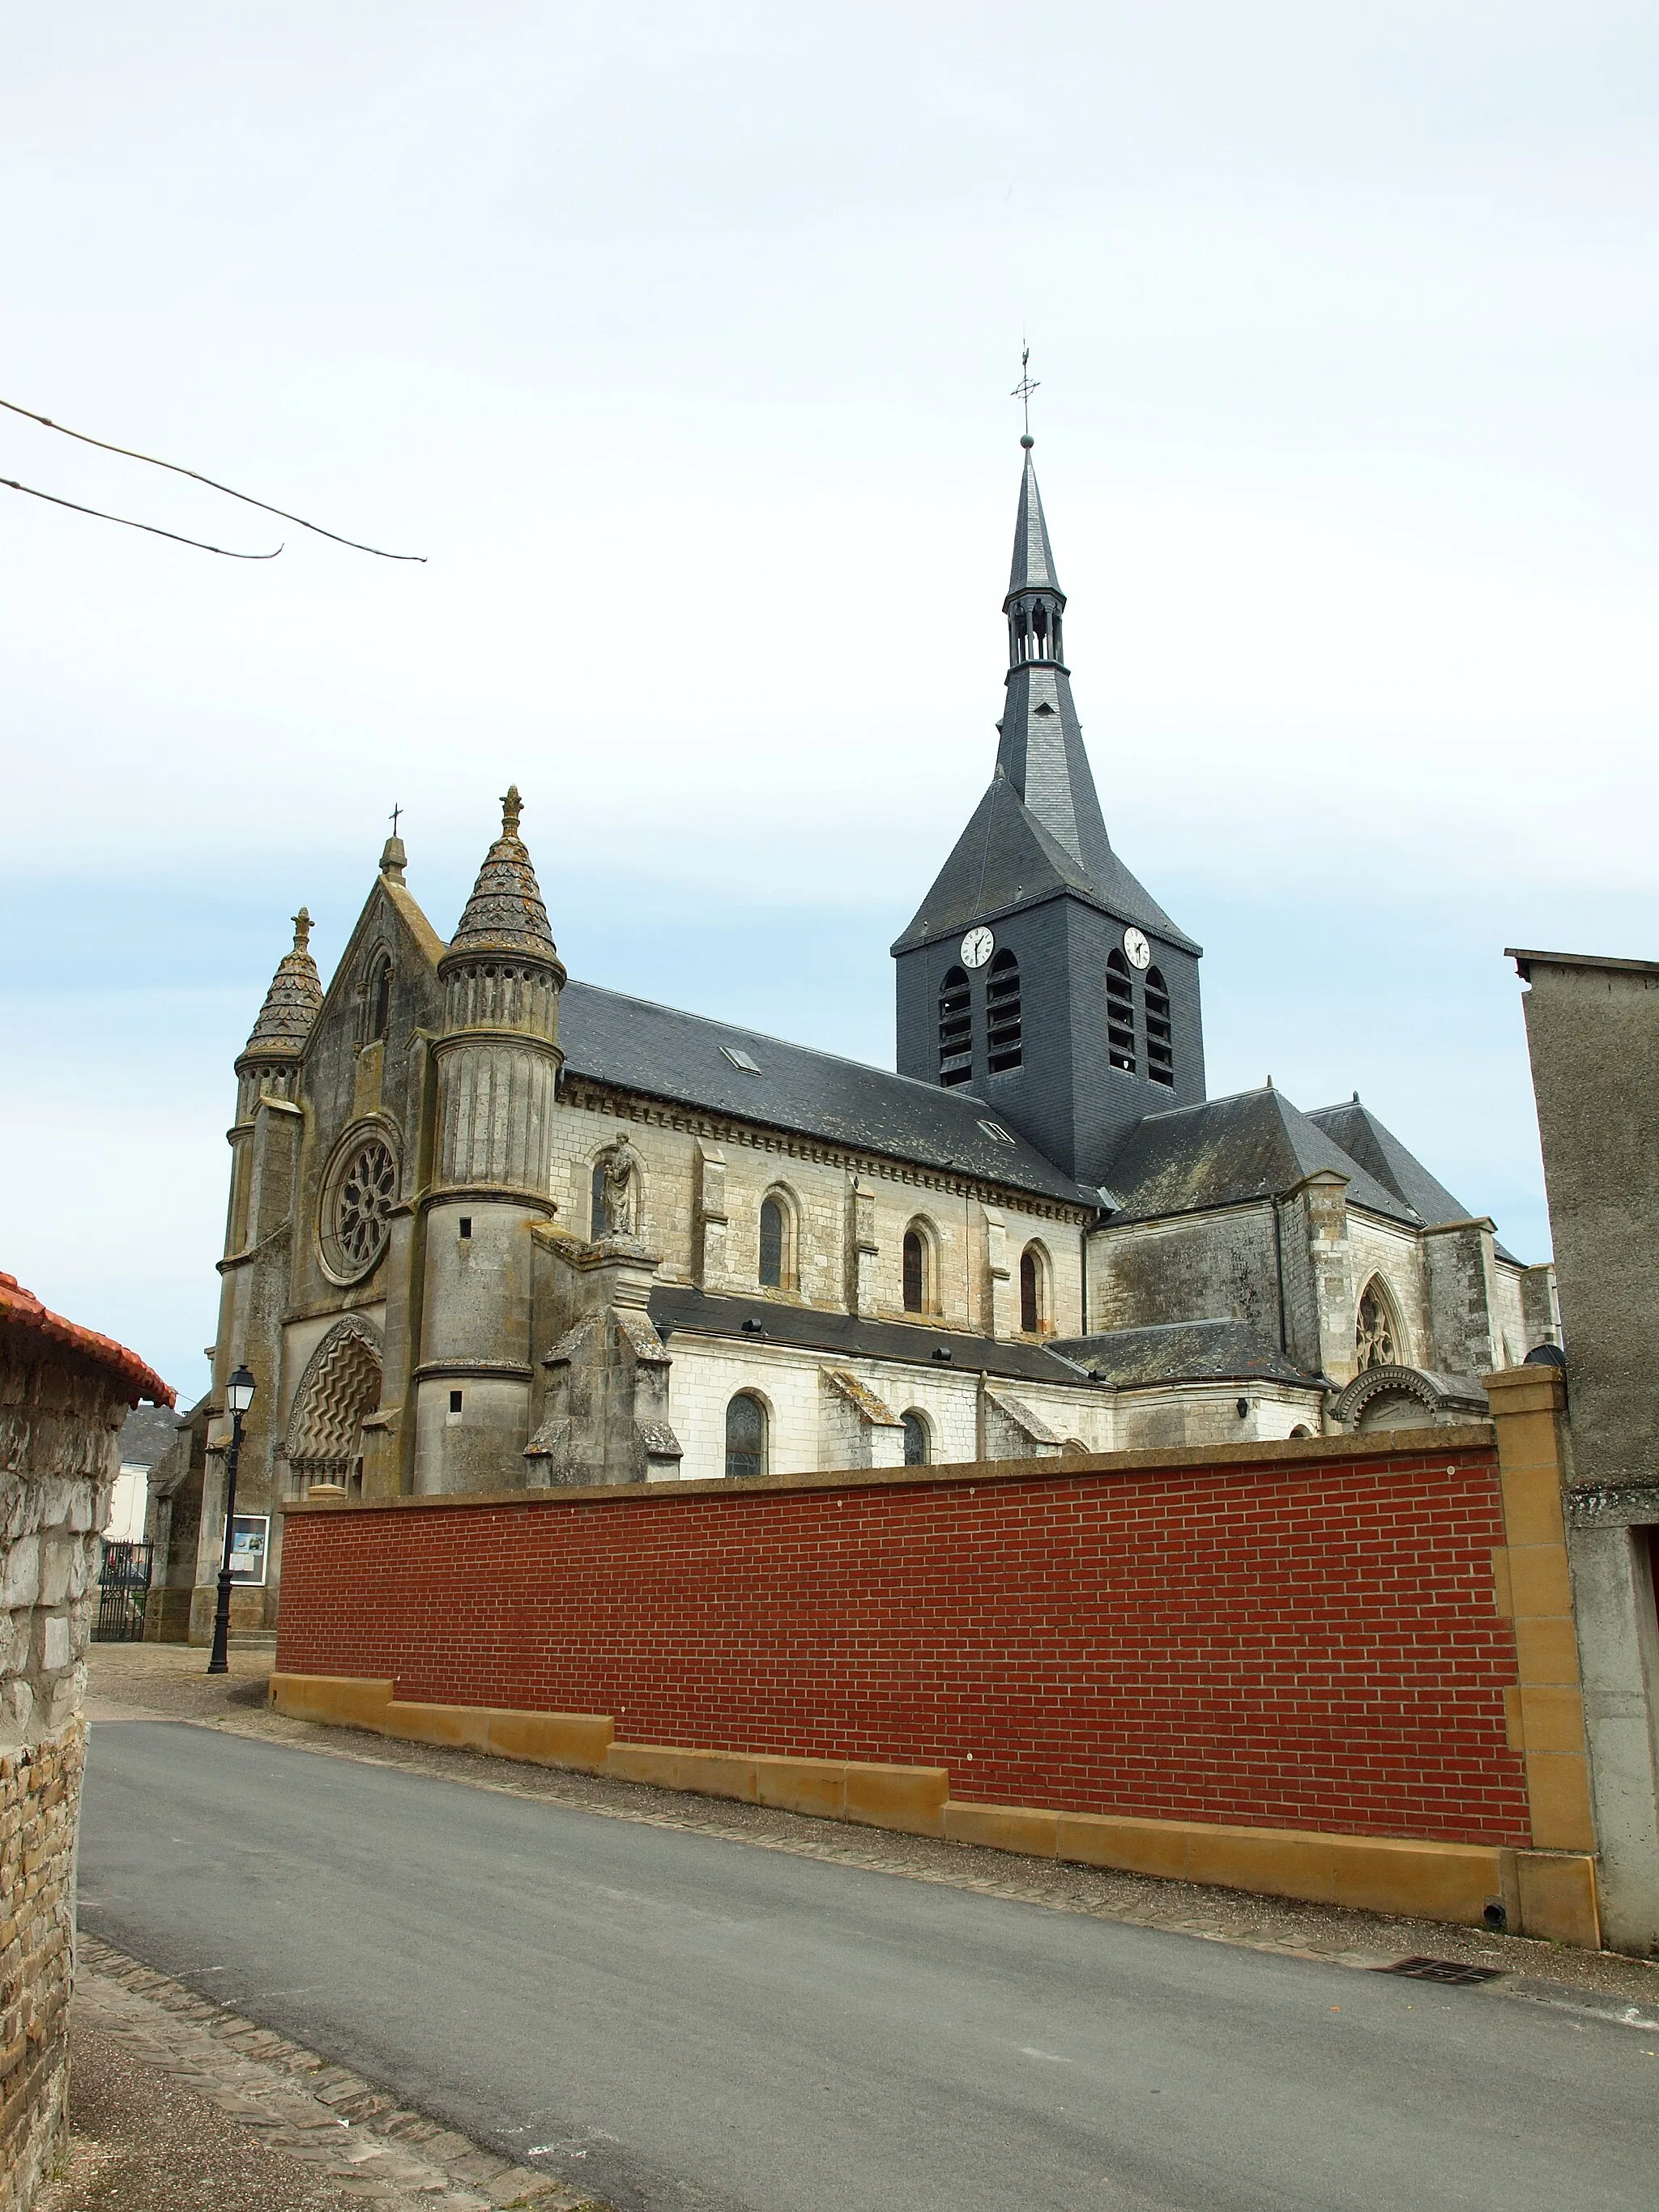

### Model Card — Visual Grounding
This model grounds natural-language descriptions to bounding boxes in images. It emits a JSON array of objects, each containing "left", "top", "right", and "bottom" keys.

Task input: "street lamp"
[{"left": 207, "top": 1365, "right": 256, "bottom": 1676}]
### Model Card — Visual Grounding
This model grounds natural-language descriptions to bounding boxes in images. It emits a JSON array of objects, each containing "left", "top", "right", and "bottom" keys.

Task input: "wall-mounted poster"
[{"left": 228, "top": 1514, "right": 270, "bottom": 1585}]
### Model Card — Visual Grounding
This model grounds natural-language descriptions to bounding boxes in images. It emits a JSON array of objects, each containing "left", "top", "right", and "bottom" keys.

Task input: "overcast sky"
[{"left": 3, "top": 3, "right": 1655, "bottom": 1397}]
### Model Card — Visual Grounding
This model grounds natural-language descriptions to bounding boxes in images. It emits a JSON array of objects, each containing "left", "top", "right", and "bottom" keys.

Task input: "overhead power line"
[
  {"left": 1, "top": 476, "right": 281, "bottom": 559},
  {"left": 0, "top": 394, "right": 425, "bottom": 562}
]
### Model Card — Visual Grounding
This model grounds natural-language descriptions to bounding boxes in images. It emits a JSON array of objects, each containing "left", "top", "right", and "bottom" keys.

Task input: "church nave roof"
[{"left": 557, "top": 978, "right": 1091, "bottom": 1207}]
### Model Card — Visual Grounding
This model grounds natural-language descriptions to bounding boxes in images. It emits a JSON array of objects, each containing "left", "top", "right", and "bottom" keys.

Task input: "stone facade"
[{"left": 0, "top": 1273, "right": 170, "bottom": 2209}]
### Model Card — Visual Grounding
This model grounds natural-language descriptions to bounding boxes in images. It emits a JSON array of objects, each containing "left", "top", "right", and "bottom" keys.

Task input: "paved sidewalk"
[
  {"left": 85, "top": 1641, "right": 1659, "bottom": 2010},
  {"left": 39, "top": 1937, "right": 608, "bottom": 2212}
]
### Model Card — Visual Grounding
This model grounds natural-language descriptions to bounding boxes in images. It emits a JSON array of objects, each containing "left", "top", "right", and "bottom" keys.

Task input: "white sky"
[{"left": 3, "top": 3, "right": 1655, "bottom": 1395}]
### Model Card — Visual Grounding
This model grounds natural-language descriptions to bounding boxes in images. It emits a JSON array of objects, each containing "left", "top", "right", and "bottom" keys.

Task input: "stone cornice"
[{"left": 561, "top": 1079, "right": 1087, "bottom": 1225}]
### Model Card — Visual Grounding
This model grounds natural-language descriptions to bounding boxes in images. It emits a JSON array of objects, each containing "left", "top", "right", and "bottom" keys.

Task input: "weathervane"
[{"left": 1011, "top": 344, "right": 1039, "bottom": 445}]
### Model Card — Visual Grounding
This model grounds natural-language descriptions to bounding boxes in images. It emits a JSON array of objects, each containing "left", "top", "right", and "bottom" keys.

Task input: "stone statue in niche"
[{"left": 594, "top": 1135, "right": 645, "bottom": 1239}]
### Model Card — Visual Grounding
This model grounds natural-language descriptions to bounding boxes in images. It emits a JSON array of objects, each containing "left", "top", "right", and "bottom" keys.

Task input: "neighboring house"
[
  {"left": 106, "top": 1402, "right": 178, "bottom": 1545},
  {"left": 169, "top": 439, "right": 1555, "bottom": 1639},
  {"left": 1510, "top": 948, "right": 1659, "bottom": 1956}
]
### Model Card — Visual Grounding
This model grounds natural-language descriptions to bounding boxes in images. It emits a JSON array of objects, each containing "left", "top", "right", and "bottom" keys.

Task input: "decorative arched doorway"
[{"left": 284, "top": 1317, "right": 383, "bottom": 1498}]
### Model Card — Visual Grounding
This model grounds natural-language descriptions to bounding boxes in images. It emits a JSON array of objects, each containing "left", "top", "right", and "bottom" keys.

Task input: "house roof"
[
  {"left": 1051, "top": 1318, "right": 1325, "bottom": 1391},
  {"left": 117, "top": 1404, "right": 182, "bottom": 1467},
  {"left": 649, "top": 1285, "right": 1098, "bottom": 1387},
  {"left": 1103, "top": 1086, "right": 1419, "bottom": 1226},
  {"left": 557, "top": 980, "right": 1091, "bottom": 1207},
  {"left": 0, "top": 1275, "right": 173, "bottom": 1407},
  {"left": 1307, "top": 1097, "right": 1522, "bottom": 1265}
]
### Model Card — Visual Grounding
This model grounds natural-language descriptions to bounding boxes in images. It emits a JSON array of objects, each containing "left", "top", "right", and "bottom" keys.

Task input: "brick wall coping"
[
  {"left": 282, "top": 1421, "right": 1498, "bottom": 1516},
  {"left": 0, "top": 1271, "right": 173, "bottom": 1408}
]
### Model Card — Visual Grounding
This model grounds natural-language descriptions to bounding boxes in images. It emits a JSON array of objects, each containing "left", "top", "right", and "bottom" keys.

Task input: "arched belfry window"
[
  {"left": 725, "top": 1392, "right": 767, "bottom": 1479},
  {"left": 986, "top": 949, "right": 1022, "bottom": 1073},
  {"left": 938, "top": 966, "right": 973, "bottom": 1087},
  {"left": 1355, "top": 1278, "right": 1404, "bottom": 1371},
  {"left": 1106, "top": 951, "right": 1137, "bottom": 1074},
  {"left": 1145, "top": 967, "right": 1174, "bottom": 1088},
  {"left": 902, "top": 1222, "right": 932, "bottom": 1315},
  {"left": 369, "top": 954, "right": 393, "bottom": 1042},
  {"left": 1019, "top": 1242, "right": 1050, "bottom": 1334}
]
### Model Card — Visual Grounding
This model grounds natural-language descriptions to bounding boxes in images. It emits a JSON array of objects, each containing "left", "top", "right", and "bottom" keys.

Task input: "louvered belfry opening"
[
  {"left": 937, "top": 965, "right": 973, "bottom": 1085},
  {"left": 986, "top": 949, "right": 1022, "bottom": 1072},
  {"left": 1107, "top": 950, "right": 1137, "bottom": 1073},
  {"left": 1145, "top": 965, "right": 1175, "bottom": 1088}
]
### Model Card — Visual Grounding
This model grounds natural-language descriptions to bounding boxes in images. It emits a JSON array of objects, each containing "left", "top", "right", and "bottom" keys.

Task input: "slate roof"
[
  {"left": 1008, "top": 448, "right": 1061, "bottom": 595},
  {"left": 557, "top": 980, "right": 1090, "bottom": 1207},
  {"left": 1307, "top": 1097, "right": 1522, "bottom": 1266},
  {"left": 1102, "top": 1087, "right": 1420, "bottom": 1226},
  {"left": 650, "top": 1286, "right": 1098, "bottom": 1387},
  {"left": 117, "top": 1403, "right": 183, "bottom": 1466},
  {"left": 1051, "top": 1319, "right": 1325, "bottom": 1391},
  {"left": 1306, "top": 1099, "right": 1473, "bottom": 1229}
]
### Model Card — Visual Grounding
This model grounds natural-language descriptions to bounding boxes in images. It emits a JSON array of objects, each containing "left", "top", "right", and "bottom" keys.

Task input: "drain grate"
[{"left": 1377, "top": 1955, "right": 1508, "bottom": 1987}]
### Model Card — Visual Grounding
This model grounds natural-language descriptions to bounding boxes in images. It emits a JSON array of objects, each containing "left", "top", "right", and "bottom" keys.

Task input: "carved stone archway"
[
  {"left": 284, "top": 1316, "right": 383, "bottom": 1497},
  {"left": 1329, "top": 1363, "right": 1487, "bottom": 1432}
]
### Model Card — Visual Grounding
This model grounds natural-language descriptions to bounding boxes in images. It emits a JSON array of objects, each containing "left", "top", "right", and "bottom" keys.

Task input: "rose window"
[{"left": 332, "top": 1138, "right": 396, "bottom": 1275}]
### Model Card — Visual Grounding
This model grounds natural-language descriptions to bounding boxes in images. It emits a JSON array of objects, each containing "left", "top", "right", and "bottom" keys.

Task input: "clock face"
[
  {"left": 960, "top": 926, "right": 995, "bottom": 970},
  {"left": 1123, "top": 926, "right": 1152, "bottom": 970}
]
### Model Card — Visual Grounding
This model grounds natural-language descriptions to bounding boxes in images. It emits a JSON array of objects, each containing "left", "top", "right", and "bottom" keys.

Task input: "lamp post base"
[{"left": 206, "top": 1567, "right": 234, "bottom": 1674}]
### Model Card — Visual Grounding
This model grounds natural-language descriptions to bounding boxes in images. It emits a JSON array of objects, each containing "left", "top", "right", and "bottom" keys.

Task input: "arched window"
[
  {"left": 902, "top": 1222, "right": 931, "bottom": 1315},
  {"left": 758, "top": 1192, "right": 794, "bottom": 1289},
  {"left": 938, "top": 965, "right": 973, "bottom": 1087},
  {"left": 1019, "top": 1242, "right": 1050, "bottom": 1334},
  {"left": 900, "top": 1410, "right": 930, "bottom": 1467},
  {"left": 725, "top": 1392, "right": 767, "bottom": 1479},
  {"left": 1106, "top": 951, "right": 1137, "bottom": 1074},
  {"left": 369, "top": 954, "right": 393, "bottom": 1042},
  {"left": 1355, "top": 1277, "right": 1404, "bottom": 1371},
  {"left": 1145, "top": 966, "right": 1174, "bottom": 1088},
  {"left": 986, "top": 949, "right": 1022, "bottom": 1073}
]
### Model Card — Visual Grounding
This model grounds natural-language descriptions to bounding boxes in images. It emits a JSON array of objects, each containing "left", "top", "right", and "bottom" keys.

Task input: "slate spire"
[{"left": 894, "top": 439, "right": 1194, "bottom": 954}]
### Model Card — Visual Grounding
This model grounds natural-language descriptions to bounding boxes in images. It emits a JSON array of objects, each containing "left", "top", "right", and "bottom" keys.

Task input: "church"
[{"left": 155, "top": 437, "right": 1559, "bottom": 1634}]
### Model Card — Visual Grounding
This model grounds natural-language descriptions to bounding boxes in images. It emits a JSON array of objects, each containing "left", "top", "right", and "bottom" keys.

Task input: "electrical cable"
[
  {"left": 1, "top": 475, "right": 281, "bottom": 558},
  {"left": 0, "top": 395, "right": 424, "bottom": 561}
]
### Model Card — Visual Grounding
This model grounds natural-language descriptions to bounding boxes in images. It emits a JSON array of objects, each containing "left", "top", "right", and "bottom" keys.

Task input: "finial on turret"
[
  {"left": 501, "top": 784, "right": 523, "bottom": 841},
  {"left": 292, "top": 907, "right": 312, "bottom": 953}
]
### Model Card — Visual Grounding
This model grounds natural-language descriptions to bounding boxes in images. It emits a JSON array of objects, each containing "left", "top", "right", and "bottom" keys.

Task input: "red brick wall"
[{"left": 276, "top": 1443, "right": 1531, "bottom": 1844}]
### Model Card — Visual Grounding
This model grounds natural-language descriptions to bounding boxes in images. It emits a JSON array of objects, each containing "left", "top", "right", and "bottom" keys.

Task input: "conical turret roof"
[
  {"left": 446, "top": 786, "right": 559, "bottom": 961},
  {"left": 240, "top": 910, "right": 323, "bottom": 1062},
  {"left": 1006, "top": 447, "right": 1061, "bottom": 599}
]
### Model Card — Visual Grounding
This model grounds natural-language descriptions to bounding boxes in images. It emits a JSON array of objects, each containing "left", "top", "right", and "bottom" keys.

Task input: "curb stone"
[{"left": 75, "top": 1935, "right": 613, "bottom": 2211}]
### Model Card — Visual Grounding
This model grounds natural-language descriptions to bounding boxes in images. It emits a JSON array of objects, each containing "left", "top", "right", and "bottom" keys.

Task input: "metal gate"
[{"left": 94, "top": 1540, "right": 153, "bottom": 1643}]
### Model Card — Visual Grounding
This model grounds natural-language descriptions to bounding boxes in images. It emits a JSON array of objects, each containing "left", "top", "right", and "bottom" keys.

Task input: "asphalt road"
[{"left": 79, "top": 1723, "right": 1657, "bottom": 2212}]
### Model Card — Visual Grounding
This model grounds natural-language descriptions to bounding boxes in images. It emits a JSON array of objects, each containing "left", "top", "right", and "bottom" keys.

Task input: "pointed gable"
[{"left": 1104, "top": 1087, "right": 1419, "bottom": 1225}]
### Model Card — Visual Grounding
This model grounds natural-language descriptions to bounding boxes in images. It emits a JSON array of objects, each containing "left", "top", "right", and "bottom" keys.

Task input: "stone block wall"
[{"left": 0, "top": 1274, "right": 170, "bottom": 2210}]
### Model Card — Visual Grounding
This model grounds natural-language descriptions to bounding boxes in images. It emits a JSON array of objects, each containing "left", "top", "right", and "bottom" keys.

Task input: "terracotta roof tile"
[{"left": 0, "top": 1274, "right": 173, "bottom": 1407}]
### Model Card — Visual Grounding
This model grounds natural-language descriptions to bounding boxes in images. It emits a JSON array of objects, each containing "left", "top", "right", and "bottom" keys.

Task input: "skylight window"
[
  {"left": 977, "top": 1119, "right": 1016, "bottom": 1144},
  {"left": 720, "top": 1045, "right": 761, "bottom": 1074}
]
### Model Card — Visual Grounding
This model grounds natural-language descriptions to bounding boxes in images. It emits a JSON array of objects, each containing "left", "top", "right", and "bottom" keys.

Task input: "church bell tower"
[{"left": 893, "top": 436, "right": 1205, "bottom": 1187}]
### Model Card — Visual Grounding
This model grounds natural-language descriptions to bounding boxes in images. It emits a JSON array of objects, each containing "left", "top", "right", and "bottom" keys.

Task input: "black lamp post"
[{"left": 207, "top": 1365, "right": 257, "bottom": 1676}]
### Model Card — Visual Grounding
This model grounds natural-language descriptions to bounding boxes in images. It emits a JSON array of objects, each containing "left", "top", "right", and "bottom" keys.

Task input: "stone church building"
[{"left": 160, "top": 440, "right": 1558, "bottom": 1633}]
